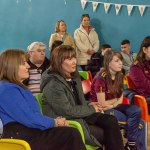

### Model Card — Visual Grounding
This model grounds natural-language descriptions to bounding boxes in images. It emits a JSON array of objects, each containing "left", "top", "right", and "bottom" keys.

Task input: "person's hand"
[
  {"left": 90, "top": 49, "right": 96, "bottom": 55},
  {"left": 87, "top": 49, "right": 95, "bottom": 55},
  {"left": 89, "top": 102, "right": 101, "bottom": 107},
  {"left": 55, "top": 117, "right": 69, "bottom": 127},
  {"left": 92, "top": 104, "right": 103, "bottom": 113}
]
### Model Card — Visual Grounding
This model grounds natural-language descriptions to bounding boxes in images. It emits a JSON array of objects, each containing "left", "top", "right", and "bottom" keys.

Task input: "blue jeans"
[{"left": 105, "top": 104, "right": 146, "bottom": 150}]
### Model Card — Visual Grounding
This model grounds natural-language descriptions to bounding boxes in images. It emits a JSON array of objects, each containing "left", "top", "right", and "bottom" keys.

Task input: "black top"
[
  {"left": 86, "top": 52, "right": 104, "bottom": 77},
  {"left": 66, "top": 80, "right": 82, "bottom": 105}
]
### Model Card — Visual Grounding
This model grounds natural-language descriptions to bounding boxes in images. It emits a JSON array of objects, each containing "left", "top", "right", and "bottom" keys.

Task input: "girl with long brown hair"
[{"left": 90, "top": 50, "right": 145, "bottom": 150}]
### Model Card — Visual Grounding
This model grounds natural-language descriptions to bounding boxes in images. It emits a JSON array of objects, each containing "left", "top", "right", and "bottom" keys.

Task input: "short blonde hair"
[{"left": 27, "top": 42, "right": 46, "bottom": 52}]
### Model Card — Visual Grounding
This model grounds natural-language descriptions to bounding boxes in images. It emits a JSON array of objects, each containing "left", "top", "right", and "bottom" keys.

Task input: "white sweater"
[{"left": 74, "top": 25, "right": 99, "bottom": 65}]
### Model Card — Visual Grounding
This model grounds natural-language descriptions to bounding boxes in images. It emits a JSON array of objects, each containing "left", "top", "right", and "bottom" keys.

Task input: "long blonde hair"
[{"left": 0, "top": 49, "right": 27, "bottom": 89}]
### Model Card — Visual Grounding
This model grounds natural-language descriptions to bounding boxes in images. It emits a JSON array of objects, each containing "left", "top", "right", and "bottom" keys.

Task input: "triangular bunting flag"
[
  {"left": 127, "top": 5, "right": 133, "bottom": 16},
  {"left": 115, "top": 4, "right": 122, "bottom": 15},
  {"left": 138, "top": 5, "right": 146, "bottom": 16},
  {"left": 81, "top": 0, "right": 87, "bottom": 10},
  {"left": 92, "top": 2, "right": 99, "bottom": 12},
  {"left": 104, "top": 3, "right": 110, "bottom": 14}
]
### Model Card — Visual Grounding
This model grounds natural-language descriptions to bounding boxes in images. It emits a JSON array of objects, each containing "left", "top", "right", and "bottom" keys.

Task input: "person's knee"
[
  {"left": 131, "top": 106, "right": 141, "bottom": 116},
  {"left": 67, "top": 127, "right": 82, "bottom": 138},
  {"left": 105, "top": 115, "right": 118, "bottom": 127},
  {"left": 126, "top": 105, "right": 141, "bottom": 116}
]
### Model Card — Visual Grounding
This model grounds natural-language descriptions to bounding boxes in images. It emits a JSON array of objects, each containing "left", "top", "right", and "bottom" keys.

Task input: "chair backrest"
[
  {"left": 79, "top": 71, "right": 89, "bottom": 80},
  {"left": 0, "top": 139, "right": 31, "bottom": 150},
  {"left": 122, "top": 97, "right": 130, "bottom": 104},
  {"left": 125, "top": 76, "right": 135, "bottom": 89},
  {"left": 87, "top": 71, "right": 93, "bottom": 82},
  {"left": 81, "top": 79, "right": 91, "bottom": 95},
  {"left": 134, "top": 95, "right": 150, "bottom": 122},
  {"left": 68, "top": 120, "right": 98, "bottom": 150},
  {"left": 35, "top": 93, "right": 43, "bottom": 112},
  {"left": 125, "top": 77, "right": 150, "bottom": 122}
]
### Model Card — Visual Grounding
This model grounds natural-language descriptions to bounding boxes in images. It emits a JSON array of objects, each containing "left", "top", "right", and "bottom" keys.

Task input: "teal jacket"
[{"left": 41, "top": 70, "right": 101, "bottom": 147}]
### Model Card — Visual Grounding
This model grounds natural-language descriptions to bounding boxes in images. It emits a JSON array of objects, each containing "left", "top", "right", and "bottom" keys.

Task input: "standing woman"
[
  {"left": 0, "top": 49, "right": 86, "bottom": 150},
  {"left": 90, "top": 50, "right": 145, "bottom": 150},
  {"left": 130, "top": 36, "right": 150, "bottom": 112},
  {"left": 74, "top": 14, "right": 99, "bottom": 70},
  {"left": 41, "top": 45, "right": 125, "bottom": 150},
  {"left": 49, "top": 20, "right": 75, "bottom": 51}
]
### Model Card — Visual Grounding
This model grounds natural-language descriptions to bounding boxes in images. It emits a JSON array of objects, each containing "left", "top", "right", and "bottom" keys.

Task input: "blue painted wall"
[{"left": 0, "top": 0, "right": 150, "bottom": 55}]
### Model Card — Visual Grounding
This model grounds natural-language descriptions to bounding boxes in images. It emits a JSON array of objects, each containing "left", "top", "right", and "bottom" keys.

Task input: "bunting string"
[{"left": 81, "top": 0, "right": 150, "bottom": 16}]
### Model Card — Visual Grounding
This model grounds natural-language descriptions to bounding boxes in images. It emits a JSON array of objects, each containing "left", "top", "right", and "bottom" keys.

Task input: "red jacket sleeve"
[{"left": 130, "top": 65, "right": 150, "bottom": 96}]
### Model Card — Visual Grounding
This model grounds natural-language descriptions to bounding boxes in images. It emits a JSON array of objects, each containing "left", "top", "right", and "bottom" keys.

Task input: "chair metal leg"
[{"left": 145, "top": 122, "right": 148, "bottom": 150}]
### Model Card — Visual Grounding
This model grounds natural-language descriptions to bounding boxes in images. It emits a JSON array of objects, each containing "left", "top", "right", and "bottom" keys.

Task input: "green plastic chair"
[
  {"left": 68, "top": 120, "right": 98, "bottom": 150},
  {"left": 34, "top": 93, "right": 98, "bottom": 150},
  {"left": 79, "top": 71, "right": 89, "bottom": 80},
  {"left": 35, "top": 93, "right": 43, "bottom": 112}
]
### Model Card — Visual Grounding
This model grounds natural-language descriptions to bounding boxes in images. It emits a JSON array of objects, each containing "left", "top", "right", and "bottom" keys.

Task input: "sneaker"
[{"left": 124, "top": 143, "right": 137, "bottom": 150}]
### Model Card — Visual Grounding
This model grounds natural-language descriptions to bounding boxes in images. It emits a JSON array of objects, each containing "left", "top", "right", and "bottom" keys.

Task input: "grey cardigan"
[{"left": 41, "top": 70, "right": 102, "bottom": 147}]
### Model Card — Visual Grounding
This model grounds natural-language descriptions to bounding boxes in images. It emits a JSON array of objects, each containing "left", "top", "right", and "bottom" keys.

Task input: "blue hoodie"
[{"left": 0, "top": 81, "right": 54, "bottom": 130}]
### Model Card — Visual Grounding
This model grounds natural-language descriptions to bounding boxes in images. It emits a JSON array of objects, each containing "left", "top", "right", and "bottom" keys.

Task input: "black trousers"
[
  {"left": 3, "top": 122, "right": 86, "bottom": 150},
  {"left": 85, "top": 113, "right": 124, "bottom": 150}
]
